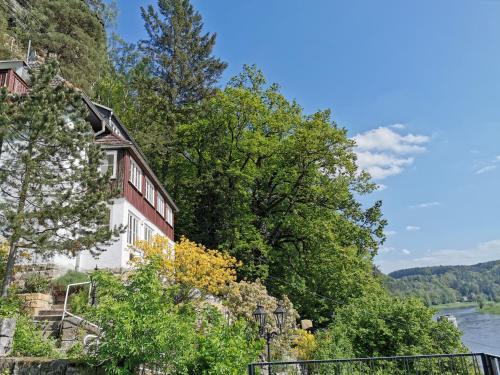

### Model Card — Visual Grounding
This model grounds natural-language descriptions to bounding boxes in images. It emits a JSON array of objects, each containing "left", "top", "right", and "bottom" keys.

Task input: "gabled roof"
[{"left": 88, "top": 101, "right": 178, "bottom": 212}]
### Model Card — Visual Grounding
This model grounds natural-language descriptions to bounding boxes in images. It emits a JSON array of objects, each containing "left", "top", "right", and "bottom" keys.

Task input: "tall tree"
[
  {"left": 0, "top": 61, "right": 121, "bottom": 296},
  {"left": 16, "top": 0, "right": 110, "bottom": 94},
  {"left": 165, "top": 66, "right": 387, "bottom": 325},
  {"left": 140, "top": 0, "right": 227, "bottom": 108}
]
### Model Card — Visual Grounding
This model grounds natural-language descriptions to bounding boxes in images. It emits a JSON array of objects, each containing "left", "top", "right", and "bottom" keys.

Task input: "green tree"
[
  {"left": 17, "top": 0, "right": 110, "bottom": 94},
  {"left": 0, "top": 61, "right": 121, "bottom": 296},
  {"left": 315, "top": 287, "right": 466, "bottom": 359},
  {"left": 140, "top": 0, "right": 227, "bottom": 108},
  {"left": 163, "top": 66, "right": 386, "bottom": 325}
]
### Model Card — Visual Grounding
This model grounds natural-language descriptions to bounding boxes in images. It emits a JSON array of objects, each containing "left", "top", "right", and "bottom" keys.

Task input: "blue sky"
[{"left": 114, "top": 0, "right": 500, "bottom": 273}]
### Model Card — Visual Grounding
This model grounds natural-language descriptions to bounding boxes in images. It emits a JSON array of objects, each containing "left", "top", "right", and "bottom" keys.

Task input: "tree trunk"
[{"left": 1, "top": 243, "right": 17, "bottom": 298}]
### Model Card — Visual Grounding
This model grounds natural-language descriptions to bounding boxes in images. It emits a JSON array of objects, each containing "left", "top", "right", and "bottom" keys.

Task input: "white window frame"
[
  {"left": 166, "top": 205, "right": 173, "bottom": 226},
  {"left": 129, "top": 157, "right": 143, "bottom": 192},
  {"left": 157, "top": 194, "right": 165, "bottom": 217},
  {"left": 144, "top": 224, "right": 154, "bottom": 242},
  {"left": 127, "top": 212, "right": 140, "bottom": 245},
  {"left": 100, "top": 150, "right": 117, "bottom": 179},
  {"left": 145, "top": 177, "right": 155, "bottom": 205}
]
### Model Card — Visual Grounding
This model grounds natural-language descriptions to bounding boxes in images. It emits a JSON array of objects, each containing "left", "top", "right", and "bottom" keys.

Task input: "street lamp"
[{"left": 252, "top": 301, "right": 287, "bottom": 363}]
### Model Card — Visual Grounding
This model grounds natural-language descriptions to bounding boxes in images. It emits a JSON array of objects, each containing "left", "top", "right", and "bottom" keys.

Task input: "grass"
[
  {"left": 432, "top": 302, "right": 477, "bottom": 310},
  {"left": 478, "top": 302, "right": 500, "bottom": 314}
]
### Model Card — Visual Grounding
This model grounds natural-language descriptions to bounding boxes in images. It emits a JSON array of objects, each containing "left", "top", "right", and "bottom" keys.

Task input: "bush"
[
  {"left": 51, "top": 270, "right": 89, "bottom": 293},
  {"left": 11, "top": 315, "right": 59, "bottom": 357},
  {"left": 0, "top": 295, "right": 59, "bottom": 357},
  {"left": 23, "top": 273, "right": 50, "bottom": 294}
]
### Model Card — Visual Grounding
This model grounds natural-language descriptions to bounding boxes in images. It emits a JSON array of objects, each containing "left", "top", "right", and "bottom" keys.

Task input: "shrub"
[
  {"left": 11, "top": 315, "right": 59, "bottom": 357},
  {"left": 23, "top": 273, "right": 51, "bottom": 294},
  {"left": 51, "top": 270, "right": 89, "bottom": 293},
  {"left": 0, "top": 295, "right": 59, "bottom": 357}
]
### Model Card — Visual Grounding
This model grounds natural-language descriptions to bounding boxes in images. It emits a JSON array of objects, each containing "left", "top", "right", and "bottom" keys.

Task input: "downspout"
[{"left": 95, "top": 110, "right": 112, "bottom": 136}]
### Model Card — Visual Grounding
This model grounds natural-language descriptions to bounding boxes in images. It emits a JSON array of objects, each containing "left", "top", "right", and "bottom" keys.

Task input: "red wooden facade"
[
  {"left": 0, "top": 69, "right": 29, "bottom": 95},
  {"left": 123, "top": 152, "right": 174, "bottom": 240}
]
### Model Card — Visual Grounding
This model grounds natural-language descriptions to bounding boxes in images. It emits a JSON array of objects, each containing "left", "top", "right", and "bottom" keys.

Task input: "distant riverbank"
[{"left": 433, "top": 301, "right": 500, "bottom": 314}]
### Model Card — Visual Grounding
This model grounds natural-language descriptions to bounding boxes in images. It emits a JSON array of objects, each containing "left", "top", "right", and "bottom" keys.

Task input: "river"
[{"left": 438, "top": 307, "right": 500, "bottom": 355}]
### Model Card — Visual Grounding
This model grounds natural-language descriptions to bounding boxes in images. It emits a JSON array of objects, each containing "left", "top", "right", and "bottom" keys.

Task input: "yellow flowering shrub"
[
  {"left": 293, "top": 329, "right": 318, "bottom": 360},
  {"left": 131, "top": 235, "right": 240, "bottom": 298}
]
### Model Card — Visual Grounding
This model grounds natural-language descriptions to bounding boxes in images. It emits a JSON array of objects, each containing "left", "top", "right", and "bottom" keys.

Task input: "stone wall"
[{"left": 0, "top": 358, "right": 104, "bottom": 374}]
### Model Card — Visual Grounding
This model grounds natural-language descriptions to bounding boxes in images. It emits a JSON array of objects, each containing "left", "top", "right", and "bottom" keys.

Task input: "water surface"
[{"left": 438, "top": 307, "right": 500, "bottom": 355}]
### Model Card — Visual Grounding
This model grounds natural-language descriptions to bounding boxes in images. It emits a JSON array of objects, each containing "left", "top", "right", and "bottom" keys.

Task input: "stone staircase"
[
  {"left": 33, "top": 304, "right": 64, "bottom": 339},
  {"left": 33, "top": 303, "right": 100, "bottom": 350}
]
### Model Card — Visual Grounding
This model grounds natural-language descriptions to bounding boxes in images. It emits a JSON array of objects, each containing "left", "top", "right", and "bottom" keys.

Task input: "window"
[
  {"left": 145, "top": 178, "right": 155, "bottom": 204},
  {"left": 144, "top": 224, "right": 154, "bottom": 242},
  {"left": 166, "top": 205, "right": 173, "bottom": 226},
  {"left": 157, "top": 194, "right": 165, "bottom": 217},
  {"left": 100, "top": 151, "right": 117, "bottom": 179},
  {"left": 127, "top": 212, "right": 140, "bottom": 245},
  {"left": 129, "top": 157, "right": 142, "bottom": 192}
]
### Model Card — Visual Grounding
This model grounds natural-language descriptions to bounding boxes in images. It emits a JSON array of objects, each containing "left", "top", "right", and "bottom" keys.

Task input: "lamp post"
[
  {"left": 90, "top": 265, "right": 98, "bottom": 306},
  {"left": 252, "top": 301, "right": 287, "bottom": 363}
]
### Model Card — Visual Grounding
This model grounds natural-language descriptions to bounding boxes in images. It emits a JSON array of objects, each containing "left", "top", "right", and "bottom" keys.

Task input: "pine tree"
[
  {"left": 0, "top": 61, "right": 121, "bottom": 296},
  {"left": 140, "top": 0, "right": 227, "bottom": 108},
  {"left": 17, "top": 0, "right": 109, "bottom": 94}
]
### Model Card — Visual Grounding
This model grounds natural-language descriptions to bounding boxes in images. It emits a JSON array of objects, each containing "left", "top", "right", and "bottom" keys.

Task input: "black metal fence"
[{"left": 248, "top": 353, "right": 500, "bottom": 375}]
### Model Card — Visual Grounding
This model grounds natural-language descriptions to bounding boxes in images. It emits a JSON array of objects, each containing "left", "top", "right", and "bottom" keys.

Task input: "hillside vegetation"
[{"left": 385, "top": 260, "right": 500, "bottom": 305}]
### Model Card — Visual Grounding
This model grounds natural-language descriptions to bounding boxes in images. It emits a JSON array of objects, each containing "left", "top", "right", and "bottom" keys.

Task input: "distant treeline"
[{"left": 384, "top": 260, "right": 500, "bottom": 305}]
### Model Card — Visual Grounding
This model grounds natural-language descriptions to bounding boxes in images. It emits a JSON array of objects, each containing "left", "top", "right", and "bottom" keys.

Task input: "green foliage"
[
  {"left": 140, "top": 0, "right": 227, "bottom": 107},
  {"left": 69, "top": 288, "right": 90, "bottom": 315},
  {"left": 314, "top": 286, "right": 466, "bottom": 359},
  {"left": 11, "top": 314, "right": 59, "bottom": 357},
  {"left": 386, "top": 260, "right": 500, "bottom": 305},
  {"left": 0, "top": 295, "right": 59, "bottom": 357},
  {"left": 189, "top": 310, "right": 263, "bottom": 375},
  {"left": 16, "top": 0, "right": 110, "bottom": 93},
  {"left": 51, "top": 270, "right": 89, "bottom": 292},
  {"left": 86, "top": 257, "right": 262, "bottom": 374},
  {"left": 157, "top": 66, "right": 385, "bottom": 325},
  {"left": 23, "top": 273, "right": 50, "bottom": 294},
  {"left": 0, "top": 61, "right": 122, "bottom": 295}
]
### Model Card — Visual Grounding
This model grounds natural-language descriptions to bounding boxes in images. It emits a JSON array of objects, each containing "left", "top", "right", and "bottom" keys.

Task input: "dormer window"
[
  {"left": 129, "top": 157, "right": 142, "bottom": 192},
  {"left": 157, "top": 194, "right": 165, "bottom": 217}
]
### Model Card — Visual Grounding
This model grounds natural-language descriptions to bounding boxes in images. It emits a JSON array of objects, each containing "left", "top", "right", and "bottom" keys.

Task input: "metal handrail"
[{"left": 61, "top": 281, "right": 99, "bottom": 331}]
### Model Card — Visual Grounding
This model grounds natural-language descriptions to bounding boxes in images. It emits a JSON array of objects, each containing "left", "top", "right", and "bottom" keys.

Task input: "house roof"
[{"left": 89, "top": 101, "right": 179, "bottom": 212}]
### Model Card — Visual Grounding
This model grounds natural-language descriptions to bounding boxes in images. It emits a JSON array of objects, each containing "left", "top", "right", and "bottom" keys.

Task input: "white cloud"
[
  {"left": 495, "top": 155, "right": 500, "bottom": 160},
  {"left": 377, "top": 184, "right": 387, "bottom": 191},
  {"left": 354, "top": 126, "right": 429, "bottom": 154},
  {"left": 406, "top": 225, "right": 421, "bottom": 231},
  {"left": 353, "top": 126, "right": 430, "bottom": 180},
  {"left": 390, "top": 124, "right": 406, "bottom": 130},
  {"left": 402, "top": 249, "right": 411, "bottom": 255},
  {"left": 476, "top": 165, "right": 497, "bottom": 174},
  {"left": 411, "top": 201, "right": 442, "bottom": 209},
  {"left": 377, "top": 239, "right": 500, "bottom": 273},
  {"left": 384, "top": 230, "right": 397, "bottom": 237}
]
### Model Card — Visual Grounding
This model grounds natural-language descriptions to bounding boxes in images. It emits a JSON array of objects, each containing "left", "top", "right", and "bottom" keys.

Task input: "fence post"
[
  {"left": 248, "top": 364, "right": 254, "bottom": 375},
  {"left": 481, "top": 354, "right": 493, "bottom": 375}
]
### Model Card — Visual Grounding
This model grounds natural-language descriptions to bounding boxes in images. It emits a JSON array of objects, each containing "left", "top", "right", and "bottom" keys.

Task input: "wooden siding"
[
  {"left": 122, "top": 152, "right": 174, "bottom": 240},
  {"left": 0, "top": 69, "right": 28, "bottom": 95}
]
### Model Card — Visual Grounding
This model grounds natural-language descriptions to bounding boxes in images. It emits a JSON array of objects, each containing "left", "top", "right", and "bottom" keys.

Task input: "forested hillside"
[{"left": 385, "top": 260, "right": 500, "bottom": 305}]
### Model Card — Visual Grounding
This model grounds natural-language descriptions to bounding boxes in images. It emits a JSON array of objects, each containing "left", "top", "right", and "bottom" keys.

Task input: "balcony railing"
[{"left": 248, "top": 353, "right": 500, "bottom": 375}]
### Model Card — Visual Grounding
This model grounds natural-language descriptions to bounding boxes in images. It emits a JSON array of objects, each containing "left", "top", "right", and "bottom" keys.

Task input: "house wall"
[
  {"left": 0, "top": 69, "right": 29, "bottom": 95},
  {"left": 123, "top": 152, "right": 174, "bottom": 240}
]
